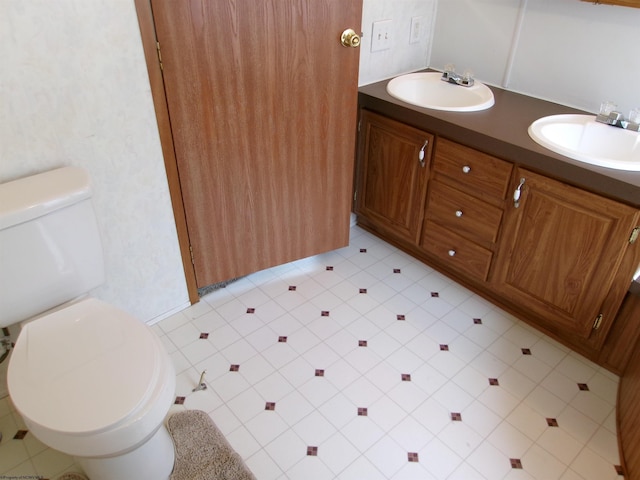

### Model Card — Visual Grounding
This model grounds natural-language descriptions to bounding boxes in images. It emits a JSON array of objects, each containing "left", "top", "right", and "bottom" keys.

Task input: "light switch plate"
[{"left": 371, "top": 20, "right": 393, "bottom": 52}]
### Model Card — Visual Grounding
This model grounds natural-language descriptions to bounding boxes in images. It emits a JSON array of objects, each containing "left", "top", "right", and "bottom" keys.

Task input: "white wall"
[
  {"left": 430, "top": 0, "right": 640, "bottom": 115},
  {"left": 0, "top": 1, "right": 189, "bottom": 324},
  {"left": 358, "top": 0, "right": 437, "bottom": 85}
]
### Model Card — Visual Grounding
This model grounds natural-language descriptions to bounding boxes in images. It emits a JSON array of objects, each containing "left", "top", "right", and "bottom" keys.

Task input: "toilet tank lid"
[{"left": 0, "top": 166, "right": 92, "bottom": 230}]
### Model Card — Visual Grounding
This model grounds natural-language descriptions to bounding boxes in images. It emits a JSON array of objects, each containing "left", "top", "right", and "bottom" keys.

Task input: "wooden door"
[
  {"left": 149, "top": 0, "right": 362, "bottom": 287},
  {"left": 492, "top": 168, "right": 640, "bottom": 347},
  {"left": 355, "top": 110, "right": 433, "bottom": 244}
]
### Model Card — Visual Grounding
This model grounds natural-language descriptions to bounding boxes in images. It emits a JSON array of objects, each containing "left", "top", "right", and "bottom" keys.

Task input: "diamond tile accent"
[
  {"left": 265, "top": 402, "right": 276, "bottom": 411},
  {"left": 489, "top": 378, "right": 499, "bottom": 386},
  {"left": 174, "top": 396, "right": 186, "bottom": 405},
  {"left": 393, "top": 268, "right": 401, "bottom": 274},
  {"left": 510, "top": 458, "right": 523, "bottom": 469},
  {"left": 521, "top": 348, "right": 532, "bottom": 355},
  {"left": 229, "top": 364, "right": 240, "bottom": 372},
  {"left": 326, "top": 266, "right": 334, "bottom": 271},
  {"left": 360, "top": 248, "right": 367, "bottom": 253},
  {"left": 359, "top": 288, "right": 367, "bottom": 294},
  {"left": 431, "top": 292, "right": 439, "bottom": 297},
  {"left": 289, "top": 286, "right": 297, "bottom": 291},
  {"left": 408, "top": 452, "right": 419, "bottom": 462},
  {"left": 13, "top": 430, "right": 28, "bottom": 440},
  {"left": 473, "top": 318, "right": 482, "bottom": 325},
  {"left": 440, "top": 344, "right": 449, "bottom": 351},
  {"left": 307, "top": 446, "right": 318, "bottom": 456},
  {"left": 451, "top": 412, "right": 462, "bottom": 421},
  {"left": 359, "top": 340, "right": 368, "bottom": 347},
  {"left": 358, "top": 407, "right": 368, "bottom": 416},
  {"left": 278, "top": 336, "right": 287, "bottom": 343},
  {"left": 401, "top": 374, "right": 411, "bottom": 381},
  {"left": 578, "top": 383, "right": 590, "bottom": 391},
  {"left": 321, "top": 311, "right": 330, "bottom": 317},
  {"left": 199, "top": 332, "right": 209, "bottom": 339},
  {"left": 397, "top": 314, "right": 406, "bottom": 321},
  {"left": 546, "top": 418, "right": 559, "bottom": 427},
  {"left": 246, "top": 308, "right": 255, "bottom": 314},
  {"left": 315, "top": 369, "right": 324, "bottom": 377}
]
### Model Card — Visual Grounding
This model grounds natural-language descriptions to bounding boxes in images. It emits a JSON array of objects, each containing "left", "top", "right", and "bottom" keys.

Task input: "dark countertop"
[
  {"left": 358, "top": 71, "right": 640, "bottom": 208},
  {"left": 358, "top": 70, "right": 640, "bottom": 290}
]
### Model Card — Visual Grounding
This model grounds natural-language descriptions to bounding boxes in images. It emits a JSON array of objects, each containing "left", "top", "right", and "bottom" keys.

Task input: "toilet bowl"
[
  {"left": 0, "top": 167, "right": 177, "bottom": 480},
  {"left": 8, "top": 298, "right": 176, "bottom": 480}
]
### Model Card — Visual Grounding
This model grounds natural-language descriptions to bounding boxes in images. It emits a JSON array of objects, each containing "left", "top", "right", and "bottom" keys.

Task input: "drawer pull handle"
[
  {"left": 418, "top": 140, "right": 429, "bottom": 167},
  {"left": 455, "top": 210, "right": 463, "bottom": 218},
  {"left": 448, "top": 249, "right": 456, "bottom": 257},
  {"left": 462, "top": 165, "right": 471, "bottom": 174},
  {"left": 514, "top": 177, "right": 526, "bottom": 208}
]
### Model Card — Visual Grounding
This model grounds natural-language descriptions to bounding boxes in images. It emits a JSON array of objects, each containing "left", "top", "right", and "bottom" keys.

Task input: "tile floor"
[{"left": 0, "top": 226, "right": 625, "bottom": 479}]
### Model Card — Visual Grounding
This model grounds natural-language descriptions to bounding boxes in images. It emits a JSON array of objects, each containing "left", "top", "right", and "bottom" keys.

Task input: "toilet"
[{"left": 0, "top": 167, "right": 176, "bottom": 480}]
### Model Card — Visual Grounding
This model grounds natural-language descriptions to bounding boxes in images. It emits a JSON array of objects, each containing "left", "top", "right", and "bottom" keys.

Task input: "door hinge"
[
  {"left": 156, "top": 41, "right": 164, "bottom": 71},
  {"left": 189, "top": 244, "right": 195, "bottom": 265},
  {"left": 593, "top": 313, "right": 603, "bottom": 330},
  {"left": 630, "top": 226, "right": 639, "bottom": 244}
]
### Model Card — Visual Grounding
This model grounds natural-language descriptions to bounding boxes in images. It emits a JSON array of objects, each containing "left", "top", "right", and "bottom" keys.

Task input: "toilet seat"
[{"left": 8, "top": 297, "right": 175, "bottom": 457}]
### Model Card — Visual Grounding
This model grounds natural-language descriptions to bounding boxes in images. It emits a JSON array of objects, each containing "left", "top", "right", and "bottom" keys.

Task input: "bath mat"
[
  {"left": 168, "top": 409, "right": 257, "bottom": 480},
  {"left": 55, "top": 474, "right": 88, "bottom": 480}
]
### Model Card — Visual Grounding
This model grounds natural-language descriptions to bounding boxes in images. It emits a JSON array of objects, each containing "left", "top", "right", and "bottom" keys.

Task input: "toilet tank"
[{"left": 0, "top": 167, "right": 105, "bottom": 327}]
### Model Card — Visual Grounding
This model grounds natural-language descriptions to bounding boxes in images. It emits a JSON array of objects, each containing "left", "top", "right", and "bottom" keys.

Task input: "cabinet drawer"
[
  {"left": 433, "top": 138, "right": 513, "bottom": 201},
  {"left": 426, "top": 181, "right": 503, "bottom": 245},
  {"left": 421, "top": 220, "right": 493, "bottom": 281}
]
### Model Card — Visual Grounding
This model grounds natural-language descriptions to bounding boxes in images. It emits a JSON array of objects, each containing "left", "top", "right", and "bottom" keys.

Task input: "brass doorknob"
[{"left": 341, "top": 29, "right": 361, "bottom": 48}]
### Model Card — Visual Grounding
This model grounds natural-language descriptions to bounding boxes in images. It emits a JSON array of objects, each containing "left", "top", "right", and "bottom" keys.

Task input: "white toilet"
[{"left": 0, "top": 167, "right": 176, "bottom": 480}]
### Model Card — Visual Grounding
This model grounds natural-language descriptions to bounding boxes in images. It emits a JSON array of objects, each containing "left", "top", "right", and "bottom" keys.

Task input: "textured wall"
[
  {"left": 431, "top": 0, "right": 640, "bottom": 115},
  {"left": 358, "top": 0, "right": 436, "bottom": 86},
  {"left": 0, "top": 1, "right": 189, "bottom": 323}
]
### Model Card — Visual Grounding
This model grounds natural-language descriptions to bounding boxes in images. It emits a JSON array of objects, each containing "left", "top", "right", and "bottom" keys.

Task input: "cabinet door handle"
[
  {"left": 448, "top": 249, "right": 456, "bottom": 257},
  {"left": 513, "top": 177, "right": 526, "bottom": 208},
  {"left": 462, "top": 165, "right": 471, "bottom": 174},
  {"left": 418, "top": 140, "right": 429, "bottom": 167},
  {"left": 455, "top": 210, "right": 463, "bottom": 218}
]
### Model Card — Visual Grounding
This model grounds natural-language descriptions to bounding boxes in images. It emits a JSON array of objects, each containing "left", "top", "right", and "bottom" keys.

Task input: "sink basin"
[
  {"left": 386, "top": 72, "right": 495, "bottom": 112},
  {"left": 528, "top": 114, "right": 640, "bottom": 171}
]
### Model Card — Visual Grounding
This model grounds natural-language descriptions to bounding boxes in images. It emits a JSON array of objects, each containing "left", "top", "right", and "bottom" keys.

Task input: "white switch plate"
[
  {"left": 410, "top": 16, "right": 423, "bottom": 44},
  {"left": 371, "top": 20, "right": 393, "bottom": 52}
]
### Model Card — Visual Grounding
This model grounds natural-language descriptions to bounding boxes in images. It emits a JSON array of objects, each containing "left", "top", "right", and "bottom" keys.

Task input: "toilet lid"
[{"left": 8, "top": 298, "right": 162, "bottom": 434}]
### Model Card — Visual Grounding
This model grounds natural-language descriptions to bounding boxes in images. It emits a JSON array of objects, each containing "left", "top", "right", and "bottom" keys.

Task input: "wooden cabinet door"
[
  {"left": 493, "top": 168, "right": 640, "bottom": 346},
  {"left": 355, "top": 110, "right": 433, "bottom": 244},
  {"left": 149, "top": 0, "right": 362, "bottom": 287}
]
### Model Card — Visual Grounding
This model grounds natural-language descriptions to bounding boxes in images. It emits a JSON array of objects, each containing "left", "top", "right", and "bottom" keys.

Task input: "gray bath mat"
[{"left": 168, "top": 410, "right": 257, "bottom": 480}]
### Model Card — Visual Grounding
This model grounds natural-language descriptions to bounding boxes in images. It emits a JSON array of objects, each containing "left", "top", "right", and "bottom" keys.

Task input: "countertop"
[{"left": 358, "top": 71, "right": 640, "bottom": 208}]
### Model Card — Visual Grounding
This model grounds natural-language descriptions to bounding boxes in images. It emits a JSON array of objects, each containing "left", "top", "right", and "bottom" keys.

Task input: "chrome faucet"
[
  {"left": 441, "top": 64, "right": 474, "bottom": 87},
  {"left": 595, "top": 102, "right": 640, "bottom": 132}
]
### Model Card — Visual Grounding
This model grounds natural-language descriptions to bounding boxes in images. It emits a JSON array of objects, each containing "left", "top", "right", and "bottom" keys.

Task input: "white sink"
[
  {"left": 386, "top": 72, "right": 495, "bottom": 112},
  {"left": 528, "top": 114, "right": 640, "bottom": 171}
]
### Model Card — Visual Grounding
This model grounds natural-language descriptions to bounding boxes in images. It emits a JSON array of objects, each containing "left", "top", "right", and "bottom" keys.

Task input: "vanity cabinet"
[
  {"left": 355, "top": 108, "right": 640, "bottom": 364},
  {"left": 492, "top": 168, "right": 640, "bottom": 349},
  {"left": 421, "top": 139, "right": 512, "bottom": 281},
  {"left": 355, "top": 110, "right": 433, "bottom": 244}
]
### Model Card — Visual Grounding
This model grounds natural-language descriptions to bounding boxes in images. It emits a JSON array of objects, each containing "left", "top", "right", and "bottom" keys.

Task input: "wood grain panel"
[
  {"left": 355, "top": 110, "right": 433, "bottom": 244},
  {"left": 151, "top": 0, "right": 362, "bottom": 286},
  {"left": 421, "top": 220, "right": 493, "bottom": 281},
  {"left": 426, "top": 181, "right": 503, "bottom": 246},
  {"left": 432, "top": 138, "right": 513, "bottom": 204}
]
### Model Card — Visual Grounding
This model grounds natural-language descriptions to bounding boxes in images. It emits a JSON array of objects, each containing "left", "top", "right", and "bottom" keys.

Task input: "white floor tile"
[{"left": 3, "top": 226, "right": 623, "bottom": 480}]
